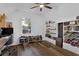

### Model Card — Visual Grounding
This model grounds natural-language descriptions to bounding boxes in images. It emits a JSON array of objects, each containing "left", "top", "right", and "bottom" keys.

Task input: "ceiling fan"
[{"left": 30, "top": 3, "right": 52, "bottom": 11}]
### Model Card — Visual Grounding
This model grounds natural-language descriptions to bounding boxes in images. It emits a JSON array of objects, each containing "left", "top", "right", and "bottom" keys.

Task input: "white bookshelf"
[
  {"left": 45, "top": 21, "right": 56, "bottom": 38},
  {"left": 63, "top": 20, "right": 79, "bottom": 54}
]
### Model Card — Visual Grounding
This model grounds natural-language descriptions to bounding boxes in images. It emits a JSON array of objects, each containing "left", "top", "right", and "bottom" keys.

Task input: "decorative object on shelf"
[
  {"left": 6, "top": 22, "right": 13, "bottom": 28},
  {"left": 74, "top": 26, "right": 79, "bottom": 31},
  {"left": 76, "top": 16, "right": 79, "bottom": 19},
  {"left": 70, "top": 21, "right": 75, "bottom": 25}
]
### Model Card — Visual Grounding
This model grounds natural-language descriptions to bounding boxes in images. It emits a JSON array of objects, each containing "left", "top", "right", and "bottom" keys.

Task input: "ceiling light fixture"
[{"left": 39, "top": 4, "right": 44, "bottom": 8}]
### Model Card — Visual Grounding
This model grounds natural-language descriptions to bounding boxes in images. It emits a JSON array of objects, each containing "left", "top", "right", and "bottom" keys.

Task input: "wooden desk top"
[{"left": 0, "top": 36, "right": 10, "bottom": 49}]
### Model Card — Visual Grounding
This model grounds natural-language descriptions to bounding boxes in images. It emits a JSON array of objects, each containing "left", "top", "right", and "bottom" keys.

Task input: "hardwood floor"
[
  {"left": 17, "top": 41, "right": 78, "bottom": 56},
  {"left": 1, "top": 41, "right": 78, "bottom": 56},
  {"left": 30, "top": 43, "right": 63, "bottom": 56}
]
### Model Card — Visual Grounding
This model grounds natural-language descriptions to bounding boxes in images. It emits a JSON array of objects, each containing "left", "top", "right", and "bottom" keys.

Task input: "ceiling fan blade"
[
  {"left": 35, "top": 3, "right": 40, "bottom": 4},
  {"left": 30, "top": 6, "right": 38, "bottom": 9},
  {"left": 45, "top": 3, "right": 50, "bottom": 5},
  {"left": 44, "top": 6, "right": 52, "bottom": 9},
  {"left": 40, "top": 8, "right": 42, "bottom": 11},
  {"left": 44, "top": 3, "right": 50, "bottom": 5}
]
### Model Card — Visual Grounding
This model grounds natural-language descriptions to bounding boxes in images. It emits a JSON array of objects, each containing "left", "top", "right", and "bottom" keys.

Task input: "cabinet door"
[{"left": 56, "top": 23, "right": 63, "bottom": 48}]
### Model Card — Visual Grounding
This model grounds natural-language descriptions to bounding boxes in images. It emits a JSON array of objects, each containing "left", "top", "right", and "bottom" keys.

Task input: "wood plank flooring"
[
  {"left": 17, "top": 41, "right": 79, "bottom": 56},
  {"left": 1, "top": 41, "right": 79, "bottom": 56}
]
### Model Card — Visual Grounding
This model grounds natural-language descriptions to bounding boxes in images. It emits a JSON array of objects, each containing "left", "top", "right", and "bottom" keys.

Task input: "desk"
[{"left": 0, "top": 36, "right": 10, "bottom": 54}]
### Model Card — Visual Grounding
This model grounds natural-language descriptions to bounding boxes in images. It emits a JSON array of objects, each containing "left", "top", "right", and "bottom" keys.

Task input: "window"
[{"left": 22, "top": 19, "right": 31, "bottom": 34}]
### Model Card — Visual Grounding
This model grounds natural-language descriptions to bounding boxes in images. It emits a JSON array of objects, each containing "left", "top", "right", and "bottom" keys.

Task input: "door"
[{"left": 56, "top": 23, "right": 63, "bottom": 48}]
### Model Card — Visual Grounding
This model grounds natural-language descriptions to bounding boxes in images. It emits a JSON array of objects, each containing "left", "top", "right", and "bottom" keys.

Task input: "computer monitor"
[{"left": 1, "top": 28, "right": 13, "bottom": 36}]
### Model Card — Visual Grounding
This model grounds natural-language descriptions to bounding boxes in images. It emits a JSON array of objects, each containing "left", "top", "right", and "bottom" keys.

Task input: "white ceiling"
[
  {"left": 0, "top": 3, "right": 54, "bottom": 16},
  {"left": 0, "top": 3, "right": 79, "bottom": 22}
]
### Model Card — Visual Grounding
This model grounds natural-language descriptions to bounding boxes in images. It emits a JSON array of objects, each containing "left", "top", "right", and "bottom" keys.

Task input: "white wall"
[{"left": 8, "top": 12, "right": 45, "bottom": 45}]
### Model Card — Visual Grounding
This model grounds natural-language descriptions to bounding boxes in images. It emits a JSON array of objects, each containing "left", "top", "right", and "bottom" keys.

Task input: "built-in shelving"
[
  {"left": 63, "top": 20, "right": 79, "bottom": 48},
  {"left": 45, "top": 21, "right": 56, "bottom": 38}
]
